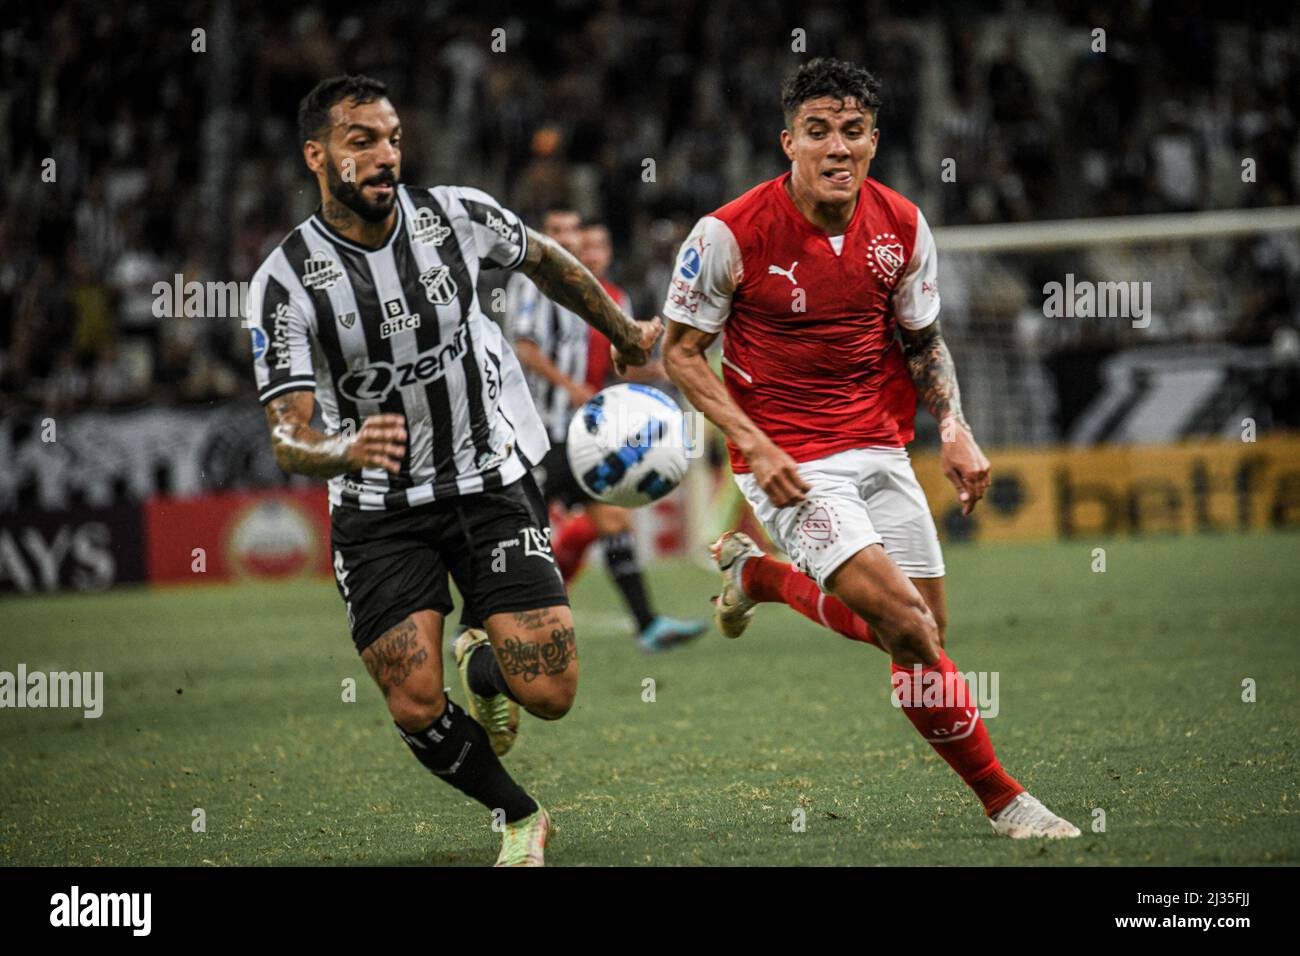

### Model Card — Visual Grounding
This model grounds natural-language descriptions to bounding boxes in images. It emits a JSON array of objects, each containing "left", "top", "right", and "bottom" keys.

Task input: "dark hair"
[
  {"left": 297, "top": 74, "right": 389, "bottom": 144},
  {"left": 541, "top": 202, "right": 579, "bottom": 221},
  {"left": 781, "top": 58, "right": 882, "bottom": 126}
]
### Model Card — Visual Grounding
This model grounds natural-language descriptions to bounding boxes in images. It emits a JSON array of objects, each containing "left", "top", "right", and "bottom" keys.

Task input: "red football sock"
[
  {"left": 741, "top": 556, "right": 879, "bottom": 648},
  {"left": 890, "top": 651, "right": 1024, "bottom": 816},
  {"left": 554, "top": 513, "right": 597, "bottom": 584}
]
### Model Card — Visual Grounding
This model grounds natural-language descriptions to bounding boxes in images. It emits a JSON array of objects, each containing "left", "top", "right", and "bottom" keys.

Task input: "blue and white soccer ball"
[{"left": 567, "top": 384, "right": 690, "bottom": 508}]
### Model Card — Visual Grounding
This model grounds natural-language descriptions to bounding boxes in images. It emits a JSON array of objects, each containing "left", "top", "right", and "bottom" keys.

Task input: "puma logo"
[{"left": 767, "top": 261, "right": 798, "bottom": 285}]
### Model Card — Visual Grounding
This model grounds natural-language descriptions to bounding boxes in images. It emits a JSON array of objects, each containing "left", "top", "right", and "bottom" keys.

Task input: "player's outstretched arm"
[
  {"left": 899, "top": 320, "right": 990, "bottom": 514},
  {"left": 518, "top": 227, "right": 660, "bottom": 368},
  {"left": 264, "top": 390, "right": 406, "bottom": 479},
  {"left": 662, "top": 319, "right": 809, "bottom": 508}
]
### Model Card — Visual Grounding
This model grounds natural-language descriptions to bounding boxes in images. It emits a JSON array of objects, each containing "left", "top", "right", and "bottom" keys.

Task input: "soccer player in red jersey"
[{"left": 661, "top": 58, "right": 1079, "bottom": 838}]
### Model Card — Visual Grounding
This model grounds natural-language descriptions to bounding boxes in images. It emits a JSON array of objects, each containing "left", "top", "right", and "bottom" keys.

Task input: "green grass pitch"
[{"left": 2, "top": 531, "right": 1297, "bottom": 866}]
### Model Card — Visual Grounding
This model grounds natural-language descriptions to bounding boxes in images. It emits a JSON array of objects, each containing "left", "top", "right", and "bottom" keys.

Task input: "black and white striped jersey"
[
  {"left": 504, "top": 272, "right": 590, "bottom": 443},
  {"left": 247, "top": 184, "right": 549, "bottom": 511}
]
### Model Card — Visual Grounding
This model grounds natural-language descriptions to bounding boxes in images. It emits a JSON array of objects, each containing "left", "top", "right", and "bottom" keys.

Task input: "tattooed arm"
[
  {"left": 900, "top": 319, "right": 967, "bottom": 430},
  {"left": 518, "top": 227, "right": 661, "bottom": 369},
  {"left": 899, "top": 320, "right": 990, "bottom": 515},
  {"left": 264, "top": 389, "right": 407, "bottom": 479}
]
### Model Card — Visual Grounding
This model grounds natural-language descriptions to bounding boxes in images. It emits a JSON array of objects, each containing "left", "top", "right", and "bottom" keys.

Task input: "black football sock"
[
  {"left": 466, "top": 642, "right": 520, "bottom": 703},
  {"left": 602, "top": 532, "right": 656, "bottom": 632},
  {"left": 396, "top": 698, "right": 537, "bottom": 823}
]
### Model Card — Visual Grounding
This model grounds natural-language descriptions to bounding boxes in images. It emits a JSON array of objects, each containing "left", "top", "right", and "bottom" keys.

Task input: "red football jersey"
[{"left": 663, "top": 172, "right": 940, "bottom": 473}]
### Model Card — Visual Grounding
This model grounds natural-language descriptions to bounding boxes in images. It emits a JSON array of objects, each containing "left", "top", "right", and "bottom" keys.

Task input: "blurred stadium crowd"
[{"left": 2, "top": 0, "right": 1298, "bottom": 439}]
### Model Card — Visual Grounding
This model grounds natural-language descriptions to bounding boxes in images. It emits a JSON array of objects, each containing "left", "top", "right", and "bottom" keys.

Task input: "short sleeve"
[
  {"left": 661, "top": 216, "right": 742, "bottom": 334},
  {"left": 892, "top": 208, "right": 941, "bottom": 331},
  {"left": 504, "top": 271, "right": 545, "bottom": 342},
  {"left": 453, "top": 186, "right": 529, "bottom": 270},
  {"left": 247, "top": 266, "right": 316, "bottom": 404}
]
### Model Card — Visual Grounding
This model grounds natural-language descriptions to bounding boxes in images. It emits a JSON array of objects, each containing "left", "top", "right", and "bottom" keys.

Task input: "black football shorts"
[{"left": 329, "top": 473, "right": 568, "bottom": 653}]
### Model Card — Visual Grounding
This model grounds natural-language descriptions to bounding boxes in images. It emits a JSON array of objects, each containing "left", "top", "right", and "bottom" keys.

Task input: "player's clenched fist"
[
  {"left": 747, "top": 438, "right": 811, "bottom": 508},
  {"left": 346, "top": 413, "right": 407, "bottom": 475},
  {"left": 612, "top": 315, "right": 664, "bottom": 373}
]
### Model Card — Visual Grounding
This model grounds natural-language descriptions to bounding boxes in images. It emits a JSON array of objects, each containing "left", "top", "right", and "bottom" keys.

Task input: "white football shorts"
[{"left": 735, "top": 445, "right": 945, "bottom": 591}]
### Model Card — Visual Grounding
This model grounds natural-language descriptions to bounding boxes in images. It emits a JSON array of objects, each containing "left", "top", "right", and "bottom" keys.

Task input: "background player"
[
  {"left": 505, "top": 206, "right": 706, "bottom": 653},
  {"left": 249, "top": 76, "right": 660, "bottom": 865},
  {"left": 661, "top": 58, "right": 1079, "bottom": 839}
]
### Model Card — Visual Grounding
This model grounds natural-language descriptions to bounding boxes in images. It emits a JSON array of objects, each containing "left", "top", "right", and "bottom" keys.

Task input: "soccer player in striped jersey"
[
  {"left": 503, "top": 208, "right": 706, "bottom": 652},
  {"left": 247, "top": 75, "right": 660, "bottom": 866},
  {"left": 662, "top": 59, "right": 1079, "bottom": 839}
]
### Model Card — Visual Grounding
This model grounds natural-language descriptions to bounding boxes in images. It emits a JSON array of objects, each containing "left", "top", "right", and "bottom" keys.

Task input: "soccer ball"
[{"left": 566, "top": 384, "right": 690, "bottom": 507}]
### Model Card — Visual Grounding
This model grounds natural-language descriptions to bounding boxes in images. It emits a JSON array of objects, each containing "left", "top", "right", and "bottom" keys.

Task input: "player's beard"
[{"left": 325, "top": 153, "right": 397, "bottom": 223}]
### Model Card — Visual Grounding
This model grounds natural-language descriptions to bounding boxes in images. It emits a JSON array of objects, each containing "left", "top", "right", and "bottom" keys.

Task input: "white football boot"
[
  {"left": 990, "top": 792, "right": 1081, "bottom": 839},
  {"left": 709, "top": 531, "right": 765, "bottom": 639}
]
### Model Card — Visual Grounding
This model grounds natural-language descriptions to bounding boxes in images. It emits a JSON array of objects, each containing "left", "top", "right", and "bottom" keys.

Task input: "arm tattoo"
[
  {"left": 900, "top": 321, "right": 967, "bottom": 430},
  {"left": 265, "top": 392, "right": 352, "bottom": 479},
  {"left": 496, "top": 625, "right": 576, "bottom": 683},
  {"left": 363, "top": 617, "right": 431, "bottom": 694},
  {"left": 520, "top": 228, "right": 642, "bottom": 354}
]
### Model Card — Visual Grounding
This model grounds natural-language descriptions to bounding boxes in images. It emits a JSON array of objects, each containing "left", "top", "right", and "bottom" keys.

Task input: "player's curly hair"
[
  {"left": 781, "top": 58, "right": 883, "bottom": 126},
  {"left": 297, "top": 74, "right": 389, "bottom": 144}
]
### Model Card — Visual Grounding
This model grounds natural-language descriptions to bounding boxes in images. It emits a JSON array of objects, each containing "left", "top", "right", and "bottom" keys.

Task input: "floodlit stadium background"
[{"left": 2, "top": 0, "right": 1298, "bottom": 598}]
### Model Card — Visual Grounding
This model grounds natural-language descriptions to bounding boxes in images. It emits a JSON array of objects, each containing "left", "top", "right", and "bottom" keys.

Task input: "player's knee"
[
  {"left": 388, "top": 685, "right": 448, "bottom": 732},
  {"left": 522, "top": 678, "right": 576, "bottom": 721},
  {"left": 885, "top": 598, "right": 941, "bottom": 664}
]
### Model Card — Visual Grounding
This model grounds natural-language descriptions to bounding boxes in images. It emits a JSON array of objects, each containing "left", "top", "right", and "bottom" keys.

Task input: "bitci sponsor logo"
[{"left": 481, "top": 208, "right": 518, "bottom": 243}]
